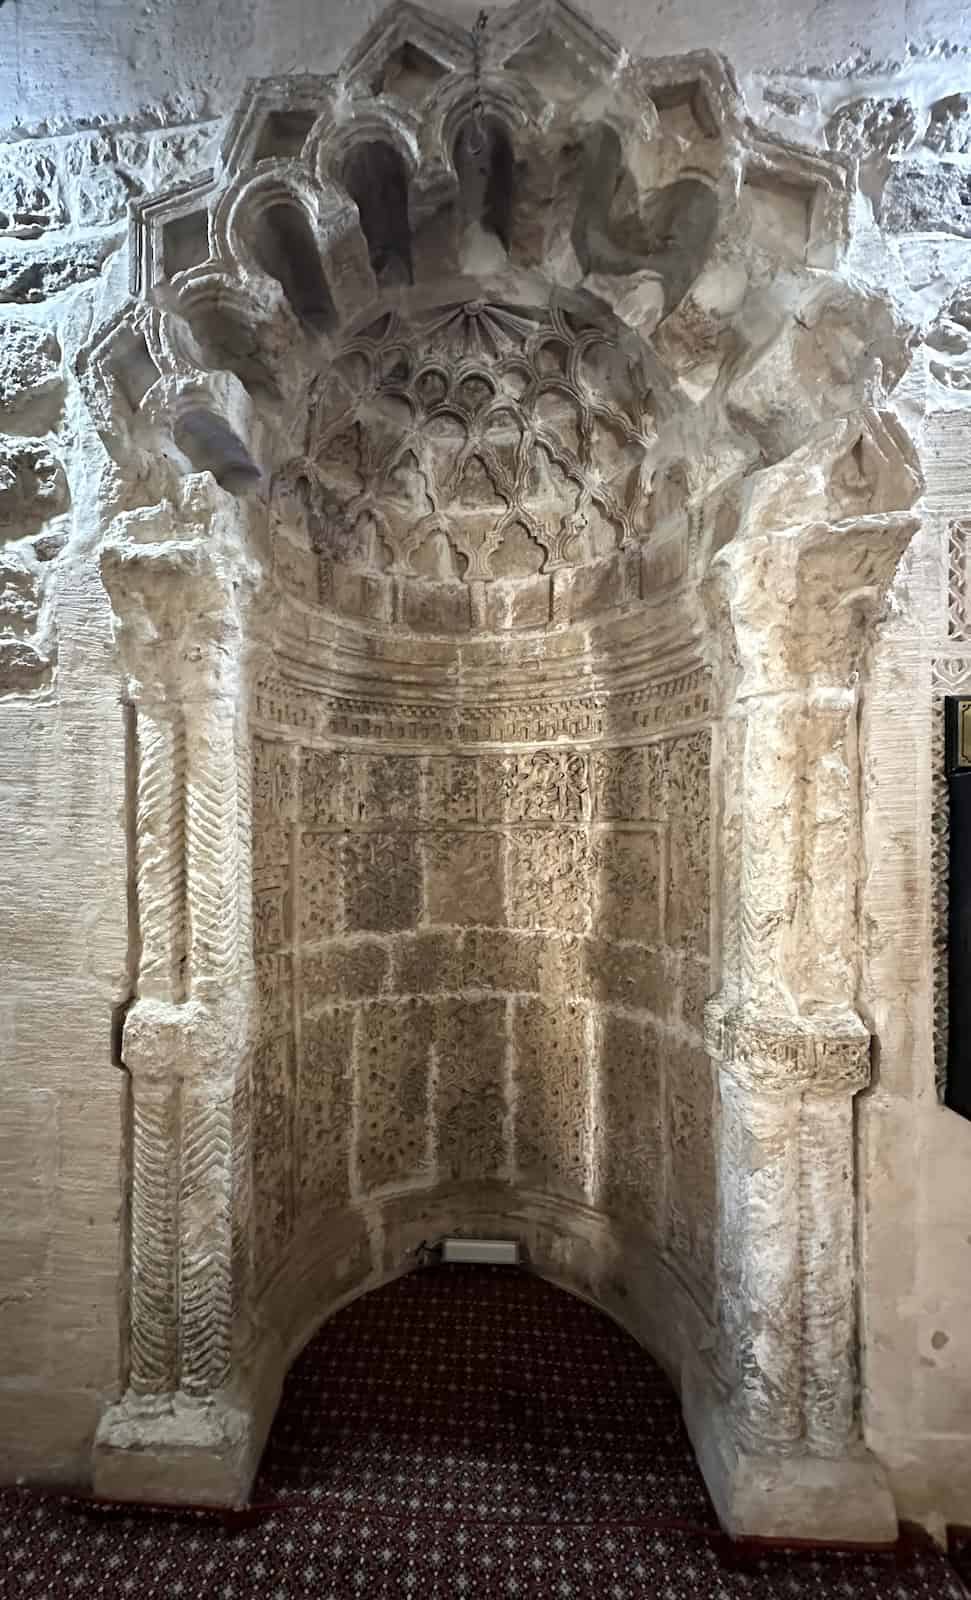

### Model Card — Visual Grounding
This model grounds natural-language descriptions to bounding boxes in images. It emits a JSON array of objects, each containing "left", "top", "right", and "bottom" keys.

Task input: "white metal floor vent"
[{"left": 441, "top": 1238, "right": 520, "bottom": 1266}]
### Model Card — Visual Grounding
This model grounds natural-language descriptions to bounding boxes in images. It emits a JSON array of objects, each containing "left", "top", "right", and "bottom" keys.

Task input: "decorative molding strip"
[
  {"left": 931, "top": 653, "right": 971, "bottom": 1098},
  {"left": 948, "top": 519, "right": 971, "bottom": 642},
  {"left": 704, "top": 1005, "right": 871, "bottom": 1097},
  {"left": 931, "top": 697, "right": 950, "bottom": 1098},
  {"left": 253, "top": 664, "right": 712, "bottom": 747}
]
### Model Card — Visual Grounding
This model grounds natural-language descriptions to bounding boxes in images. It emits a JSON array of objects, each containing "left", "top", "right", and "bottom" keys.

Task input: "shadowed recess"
[
  {"left": 454, "top": 115, "right": 515, "bottom": 254},
  {"left": 342, "top": 140, "right": 414, "bottom": 286},
  {"left": 0, "top": 1268, "right": 964, "bottom": 1598},
  {"left": 573, "top": 123, "right": 719, "bottom": 312},
  {"left": 174, "top": 408, "right": 262, "bottom": 494},
  {"left": 251, "top": 200, "right": 336, "bottom": 331}
]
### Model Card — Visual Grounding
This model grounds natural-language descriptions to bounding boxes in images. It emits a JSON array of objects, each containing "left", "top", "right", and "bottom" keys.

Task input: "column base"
[
  {"left": 682, "top": 1358, "right": 898, "bottom": 1543},
  {"left": 91, "top": 1380, "right": 280, "bottom": 1508}
]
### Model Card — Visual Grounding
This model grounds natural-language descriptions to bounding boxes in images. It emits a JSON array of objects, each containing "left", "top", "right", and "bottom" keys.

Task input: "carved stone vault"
[{"left": 83, "top": 0, "right": 923, "bottom": 1540}]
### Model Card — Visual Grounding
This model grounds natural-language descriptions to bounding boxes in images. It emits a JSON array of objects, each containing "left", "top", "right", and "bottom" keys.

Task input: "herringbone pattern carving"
[
  {"left": 129, "top": 1084, "right": 178, "bottom": 1393},
  {"left": 186, "top": 717, "right": 240, "bottom": 989},
  {"left": 236, "top": 724, "right": 254, "bottom": 974},
  {"left": 136, "top": 713, "right": 187, "bottom": 1001},
  {"left": 232, "top": 1062, "right": 252, "bottom": 1317},
  {"left": 179, "top": 1086, "right": 233, "bottom": 1395}
]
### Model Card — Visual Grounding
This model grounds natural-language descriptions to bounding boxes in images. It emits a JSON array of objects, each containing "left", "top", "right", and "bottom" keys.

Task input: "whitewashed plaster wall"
[
  {"left": 1, "top": 0, "right": 970, "bottom": 135},
  {"left": 2, "top": 0, "right": 971, "bottom": 1535}
]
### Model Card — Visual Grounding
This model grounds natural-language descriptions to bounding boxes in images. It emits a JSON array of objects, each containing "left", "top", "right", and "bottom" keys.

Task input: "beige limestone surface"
[{"left": 1, "top": 0, "right": 971, "bottom": 1541}]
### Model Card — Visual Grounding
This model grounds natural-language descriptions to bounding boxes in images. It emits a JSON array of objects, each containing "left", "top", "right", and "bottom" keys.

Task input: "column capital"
[
  {"left": 123, "top": 997, "right": 249, "bottom": 1083},
  {"left": 704, "top": 1000, "right": 871, "bottom": 1096},
  {"left": 710, "top": 511, "right": 918, "bottom": 698},
  {"left": 100, "top": 481, "right": 262, "bottom": 705}
]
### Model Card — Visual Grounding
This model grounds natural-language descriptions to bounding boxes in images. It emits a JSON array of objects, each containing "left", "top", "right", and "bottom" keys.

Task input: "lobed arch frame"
[{"left": 83, "top": 0, "right": 922, "bottom": 1540}]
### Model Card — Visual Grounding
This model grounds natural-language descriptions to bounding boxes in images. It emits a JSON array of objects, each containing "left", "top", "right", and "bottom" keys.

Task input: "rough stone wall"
[
  {"left": 249, "top": 724, "right": 714, "bottom": 1302},
  {"left": 2, "top": 1, "right": 967, "bottom": 134},
  {"left": 0, "top": 121, "right": 224, "bottom": 1483}
]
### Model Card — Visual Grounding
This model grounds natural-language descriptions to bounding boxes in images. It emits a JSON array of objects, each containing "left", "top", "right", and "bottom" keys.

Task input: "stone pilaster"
[
  {"left": 685, "top": 510, "right": 917, "bottom": 1540},
  {"left": 92, "top": 488, "right": 266, "bottom": 1504}
]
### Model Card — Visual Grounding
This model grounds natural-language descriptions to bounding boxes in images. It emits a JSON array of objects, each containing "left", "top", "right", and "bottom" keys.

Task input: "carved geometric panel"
[
  {"left": 514, "top": 996, "right": 591, "bottom": 1200},
  {"left": 344, "top": 832, "right": 422, "bottom": 932},
  {"left": 591, "top": 745, "right": 665, "bottom": 821},
  {"left": 425, "top": 831, "right": 505, "bottom": 927},
  {"left": 424, "top": 755, "right": 479, "bottom": 824},
  {"left": 506, "top": 829, "right": 593, "bottom": 932},
  {"left": 298, "top": 831, "right": 344, "bottom": 940},
  {"left": 665, "top": 728, "right": 712, "bottom": 952},
  {"left": 436, "top": 998, "right": 507, "bottom": 1182},
  {"left": 252, "top": 1034, "right": 295, "bottom": 1288},
  {"left": 593, "top": 829, "right": 662, "bottom": 943},
  {"left": 357, "top": 999, "right": 434, "bottom": 1191},
  {"left": 301, "top": 938, "right": 389, "bottom": 1005},
  {"left": 600, "top": 1011, "right": 663, "bottom": 1230},
  {"left": 296, "top": 1008, "right": 353, "bottom": 1216}
]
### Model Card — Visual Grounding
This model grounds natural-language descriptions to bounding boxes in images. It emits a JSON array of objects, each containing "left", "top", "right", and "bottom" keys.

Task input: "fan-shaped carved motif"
[{"left": 281, "top": 300, "right": 659, "bottom": 580}]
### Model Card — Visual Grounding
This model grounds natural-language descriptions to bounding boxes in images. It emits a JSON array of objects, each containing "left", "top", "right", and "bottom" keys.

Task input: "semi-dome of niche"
[
  {"left": 82, "top": 0, "right": 896, "bottom": 652},
  {"left": 273, "top": 292, "right": 667, "bottom": 634}
]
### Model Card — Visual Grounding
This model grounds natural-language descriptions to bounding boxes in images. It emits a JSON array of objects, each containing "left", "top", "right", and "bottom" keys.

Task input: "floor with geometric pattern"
[{"left": 2, "top": 1264, "right": 968, "bottom": 1598}]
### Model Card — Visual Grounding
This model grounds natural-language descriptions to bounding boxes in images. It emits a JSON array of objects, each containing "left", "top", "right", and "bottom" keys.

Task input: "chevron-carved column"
[
  {"left": 179, "top": 696, "right": 242, "bottom": 1396},
  {"left": 684, "top": 509, "right": 918, "bottom": 1541},
  {"left": 125, "top": 695, "right": 251, "bottom": 1401},
  {"left": 94, "top": 490, "right": 263, "bottom": 1505},
  {"left": 125, "top": 704, "right": 187, "bottom": 1395},
  {"left": 135, "top": 708, "right": 187, "bottom": 1003}
]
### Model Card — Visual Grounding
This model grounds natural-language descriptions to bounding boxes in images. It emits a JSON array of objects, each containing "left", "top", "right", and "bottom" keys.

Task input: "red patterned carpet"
[{"left": 1, "top": 1265, "right": 968, "bottom": 1599}]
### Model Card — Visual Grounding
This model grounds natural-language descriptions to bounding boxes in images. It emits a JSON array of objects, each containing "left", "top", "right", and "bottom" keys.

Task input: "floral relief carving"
[
  {"left": 297, "top": 1008, "right": 353, "bottom": 1216},
  {"left": 481, "top": 749, "right": 592, "bottom": 823},
  {"left": 436, "top": 998, "right": 508, "bottom": 1182},
  {"left": 600, "top": 1012, "right": 663, "bottom": 1231},
  {"left": 251, "top": 1034, "right": 295, "bottom": 1288},
  {"left": 514, "top": 997, "right": 591, "bottom": 1199},
  {"left": 357, "top": 999, "right": 434, "bottom": 1191}
]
